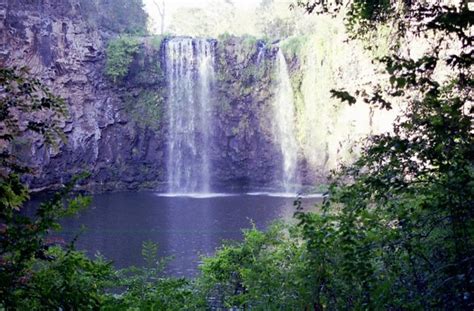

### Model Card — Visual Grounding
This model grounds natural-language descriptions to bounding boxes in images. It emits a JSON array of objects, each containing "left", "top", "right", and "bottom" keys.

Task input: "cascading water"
[
  {"left": 273, "top": 49, "right": 300, "bottom": 193},
  {"left": 165, "top": 38, "right": 215, "bottom": 193},
  {"left": 256, "top": 42, "right": 265, "bottom": 65}
]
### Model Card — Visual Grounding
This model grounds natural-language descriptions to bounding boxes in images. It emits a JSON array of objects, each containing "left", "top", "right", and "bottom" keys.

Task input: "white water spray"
[{"left": 165, "top": 38, "right": 215, "bottom": 193}]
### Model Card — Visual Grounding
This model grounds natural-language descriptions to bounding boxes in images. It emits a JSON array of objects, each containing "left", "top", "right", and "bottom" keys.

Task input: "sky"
[{"left": 143, "top": 0, "right": 262, "bottom": 34}]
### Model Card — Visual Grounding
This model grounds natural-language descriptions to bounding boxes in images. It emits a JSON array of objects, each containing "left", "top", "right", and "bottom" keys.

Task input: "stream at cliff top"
[{"left": 36, "top": 192, "right": 322, "bottom": 277}]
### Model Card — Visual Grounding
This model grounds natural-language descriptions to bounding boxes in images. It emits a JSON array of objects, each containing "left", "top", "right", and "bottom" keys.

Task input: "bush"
[
  {"left": 198, "top": 223, "right": 313, "bottom": 309},
  {"left": 102, "top": 241, "right": 201, "bottom": 310},
  {"left": 105, "top": 36, "right": 141, "bottom": 83},
  {"left": 18, "top": 248, "right": 113, "bottom": 310},
  {"left": 281, "top": 35, "right": 308, "bottom": 59},
  {"left": 293, "top": 1, "right": 474, "bottom": 309}
]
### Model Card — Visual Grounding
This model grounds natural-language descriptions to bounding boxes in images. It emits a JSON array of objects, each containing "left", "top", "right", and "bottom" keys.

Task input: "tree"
[
  {"left": 293, "top": 0, "right": 473, "bottom": 308},
  {"left": 0, "top": 66, "right": 66, "bottom": 207},
  {"left": 168, "top": 0, "right": 236, "bottom": 37},
  {"left": 0, "top": 67, "right": 198, "bottom": 310},
  {"left": 256, "top": 0, "right": 299, "bottom": 40},
  {"left": 152, "top": 0, "right": 166, "bottom": 35},
  {"left": 77, "top": 0, "right": 149, "bottom": 34},
  {"left": 0, "top": 67, "right": 112, "bottom": 308}
]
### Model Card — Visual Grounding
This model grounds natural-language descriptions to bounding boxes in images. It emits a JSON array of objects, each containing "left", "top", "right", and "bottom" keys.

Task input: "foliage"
[
  {"left": 256, "top": 0, "right": 300, "bottom": 41},
  {"left": 330, "top": 89, "right": 356, "bottom": 106},
  {"left": 198, "top": 223, "right": 313, "bottom": 309},
  {"left": 77, "top": 0, "right": 148, "bottom": 35},
  {"left": 292, "top": 0, "right": 474, "bottom": 309},
  {"left": 105, "top": 36, "right": 141, "bottom": 83},
  {"left": 0, "top": 172, "right": 100, "bottom": 308},
  {"left": 343, "top": 0, "right": 392, "bottom": 36},
  {"left": 16, "top": 247, "right": 113, "bottom": 310},
  {"left": 281, "top": 35, "right": 308, "bottom": 59},
  {"left": 0, "top": 66, "right": 103, "bottom": 309},
  {"left": 292, "top": 0, "right": 390, "bottom": 20},
  {"left": 168, "top": 0, "right": 237, "bottom": 38},
  {"left": 0, "top": 67, "right": 67, "bottom": 159},
  {"left": 102, "top": 240, "right": 200, "bottom": 310},
  {"left": 0, "top": 67, "right": 192, "bottom": 310},
  {"left": 298, "top": 76, "right": 473, "bottom": 308}
]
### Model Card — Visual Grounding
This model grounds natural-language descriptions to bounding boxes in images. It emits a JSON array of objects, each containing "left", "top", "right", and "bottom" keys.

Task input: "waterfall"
[
  {"left": 165, "top": 38, "right": 215, "bottom": 193},
  {"left": 256, "top": 42, "right": 265, "bottom": 65},
  {"left": 273, "top": 49, "right": 300, "bottom": 193}
]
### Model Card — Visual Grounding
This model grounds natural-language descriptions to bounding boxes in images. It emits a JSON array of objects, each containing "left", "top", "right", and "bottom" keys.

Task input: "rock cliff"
[
  {"left": 1, "top": 1, "right": 396, "bottom": 193},
  {"left": 2, "top": 0, "right": 164, "bottom": 191}
]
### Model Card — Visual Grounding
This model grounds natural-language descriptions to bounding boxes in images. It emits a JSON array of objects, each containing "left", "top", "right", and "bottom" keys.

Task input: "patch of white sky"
[{"left": 143, "top": 0, "right": 265, "bottom": 34}]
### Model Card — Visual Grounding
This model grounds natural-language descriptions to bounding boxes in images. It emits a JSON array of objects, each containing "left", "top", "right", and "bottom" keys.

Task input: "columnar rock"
[{"left": 2, "top": 1, "right": 402, "bottom": 193}]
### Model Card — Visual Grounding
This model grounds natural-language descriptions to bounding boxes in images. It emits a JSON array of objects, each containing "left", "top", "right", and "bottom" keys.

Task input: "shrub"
[
  {"left": 105, "top": 36, "right": 141, "bottom": 83},
  {"left": 102, "top": 241, "right": 201, "bottom": 310},
  {"left": 281, "top": 35, "right": 308, "bottom": 60},
  {"left": 198, "top": 223, "right": 313, "bottom": 309}
]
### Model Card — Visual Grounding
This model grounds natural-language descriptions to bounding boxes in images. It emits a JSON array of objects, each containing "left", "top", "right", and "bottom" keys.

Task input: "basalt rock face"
[
  {"left": 3, "top": 1, "right": 167, "bottom": 192},
  {"left": 210, "top": 38, "right": 283, "bottom": 192},
  {"left": 2, "top": 3, "right": 293, "bottom": 192},
  {"left": 3, "top": 2, "right": 388, "bottom": 193}
]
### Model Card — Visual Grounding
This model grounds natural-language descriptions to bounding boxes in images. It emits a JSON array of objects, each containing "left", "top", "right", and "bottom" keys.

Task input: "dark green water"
[{"left": 43, "top": 192, "right": 322, "bottom": 277}]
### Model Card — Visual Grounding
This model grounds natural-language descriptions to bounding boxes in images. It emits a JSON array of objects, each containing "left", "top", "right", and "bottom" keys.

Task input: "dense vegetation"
[
  {"left": 105, "top": 36, "right": 141, "bottom": 83},
  {"left": 87, "top": 0, "right": 150, "bottom": 83},
  {"left": 1, "top": 0, "right": 472, "bottom": 310},
  {"left": 166, "top": 0, "right": 307, "bottom": 40},
  {"left": 77, "top": 0, "right": 148, "bottom": 34}
]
